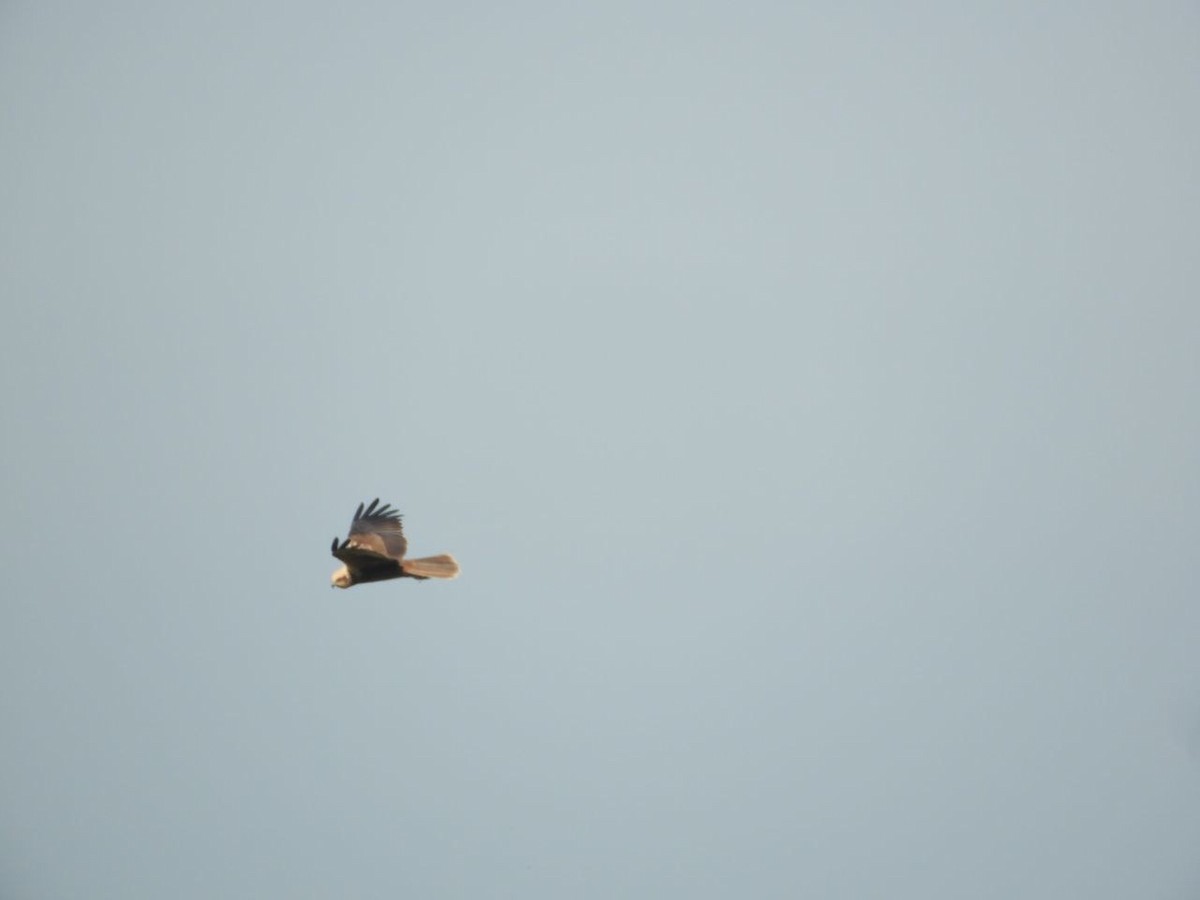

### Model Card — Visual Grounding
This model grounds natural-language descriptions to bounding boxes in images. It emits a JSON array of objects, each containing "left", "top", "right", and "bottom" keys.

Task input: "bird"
[{"left": 330, "top": 499, "right": 460, "bottom": 588}]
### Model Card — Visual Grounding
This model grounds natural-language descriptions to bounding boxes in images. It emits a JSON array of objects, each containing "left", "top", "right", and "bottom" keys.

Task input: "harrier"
[{"left": 330, "top": 499, "right": 460, "bottom": 588}]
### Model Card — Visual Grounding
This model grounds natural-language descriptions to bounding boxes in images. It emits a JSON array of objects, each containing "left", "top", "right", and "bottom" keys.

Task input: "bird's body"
[{"left": 330, "top": 499, "right": 460, "bottom": 588}]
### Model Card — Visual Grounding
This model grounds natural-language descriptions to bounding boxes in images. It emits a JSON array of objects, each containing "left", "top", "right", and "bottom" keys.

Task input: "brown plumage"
[{"left": 330, "top": 499, "right": 460, "bottom": 588}]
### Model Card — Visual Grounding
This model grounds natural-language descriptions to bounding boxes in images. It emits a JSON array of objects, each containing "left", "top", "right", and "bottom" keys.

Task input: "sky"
[{"left": 2, "top": 2, "right": 1199, "bottom": 897}]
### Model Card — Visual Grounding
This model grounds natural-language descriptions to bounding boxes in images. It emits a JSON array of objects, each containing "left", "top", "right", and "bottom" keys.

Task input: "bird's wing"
[
  {"left": 342, "top": 498, "right": 409, "bottom": 560},
  {"left": 330, "top": 536, "right": 395, "bottom": 576}
]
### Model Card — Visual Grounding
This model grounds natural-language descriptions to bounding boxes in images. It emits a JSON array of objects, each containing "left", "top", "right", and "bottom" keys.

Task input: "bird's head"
[{"left": 330, "top": 567, "right": 353, "bottom": 589}]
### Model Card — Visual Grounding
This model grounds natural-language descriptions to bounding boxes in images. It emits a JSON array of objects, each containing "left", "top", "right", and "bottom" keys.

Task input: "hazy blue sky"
[{"left": 3, "top": 3, "right": 1199, "bottom": 897}]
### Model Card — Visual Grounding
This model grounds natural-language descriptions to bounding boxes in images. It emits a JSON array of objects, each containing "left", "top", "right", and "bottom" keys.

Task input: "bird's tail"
[{"left": 401, "top": 554, "right": 461, "bottom": 580}]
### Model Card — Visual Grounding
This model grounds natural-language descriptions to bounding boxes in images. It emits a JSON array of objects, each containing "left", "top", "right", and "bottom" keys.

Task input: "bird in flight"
[{"left": 330, "top": 499, "right": 460, "bottom": 588}]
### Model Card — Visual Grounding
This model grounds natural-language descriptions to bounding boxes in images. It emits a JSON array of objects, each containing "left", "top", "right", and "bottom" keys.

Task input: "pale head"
[{"left": 330, "top": 566, "right": 353, "bottom": 589}]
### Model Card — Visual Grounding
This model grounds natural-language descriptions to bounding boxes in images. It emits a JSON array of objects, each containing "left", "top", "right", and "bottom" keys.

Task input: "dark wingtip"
[{"left": 349, "top": 497, "right": 402, "bottom": 523}]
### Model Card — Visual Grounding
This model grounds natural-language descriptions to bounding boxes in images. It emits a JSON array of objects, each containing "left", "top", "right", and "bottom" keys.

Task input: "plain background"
[{"left": 3, "top": 2, "right": 1199, "bottom": 897}]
